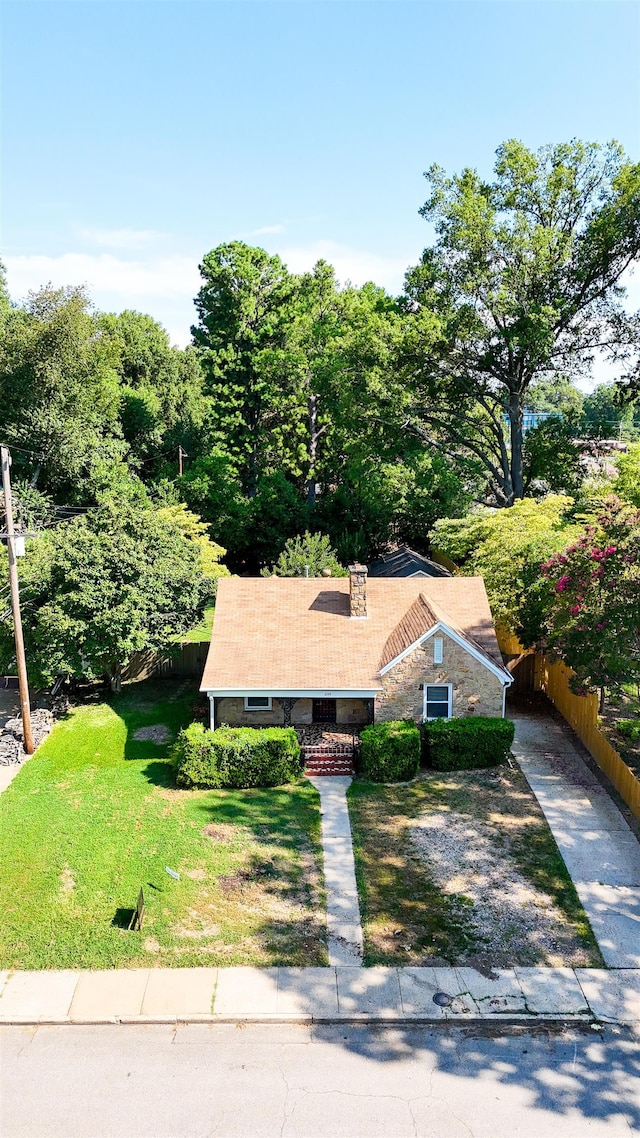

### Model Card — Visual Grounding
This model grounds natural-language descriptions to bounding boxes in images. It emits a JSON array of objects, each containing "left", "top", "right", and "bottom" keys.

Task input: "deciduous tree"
[{"left": 402, "top": 140, "right": 640, "bottom": 505}]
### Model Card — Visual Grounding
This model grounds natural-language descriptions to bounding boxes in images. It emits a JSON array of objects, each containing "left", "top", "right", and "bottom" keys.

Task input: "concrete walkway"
[
  {"left": 0, "top": 965, "right": 639, "bottom": 1026},
  {"left": 512, "top": 712, "right": 640, "bottom": 969},
  {"left": 307, "top": 777, "right": 364, "bottom": 966}
]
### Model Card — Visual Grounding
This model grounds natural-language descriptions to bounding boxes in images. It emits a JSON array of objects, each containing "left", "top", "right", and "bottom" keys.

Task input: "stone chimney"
[{"left": 348, "top": 563, "right": 368, "bottom": 618}]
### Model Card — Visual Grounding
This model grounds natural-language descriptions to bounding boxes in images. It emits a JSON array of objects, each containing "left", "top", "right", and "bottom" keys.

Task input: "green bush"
[
  {"left": 423, "top": 717, "right": 515, "bottom": 771},
  {"left": 359, "top": 719, "right": 421, "bottom": 782},
  {"left": 173, "top": 723, "right": 303, "bottom": 789},
  {"left": 617, "top": 718, "right": 640, "bottom": 741}
]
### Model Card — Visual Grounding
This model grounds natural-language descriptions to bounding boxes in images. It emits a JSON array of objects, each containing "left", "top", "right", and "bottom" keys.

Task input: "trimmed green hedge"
[
  {"left": 423, "top": 717, "right": 515, "bottom": 771},
  {"left": 173, "top": 723, "right": 303, "bottom": 789},
  {"left": 359, "top": 719, "right": 421, "bottom": 782}
]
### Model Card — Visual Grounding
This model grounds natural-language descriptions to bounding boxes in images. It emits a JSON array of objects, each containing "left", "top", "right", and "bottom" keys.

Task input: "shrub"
[
  {"left": 423, "top": 717, "right": 515, "bottom": 771},
  {"left": 173, "top": 723, "right": 303, "bottom": 789},
  {"left": 617, "top": 718, "right": 640, "bottom": 741},
  {"left": 359, "top": 719, "right": 421, "bottom": 782}
]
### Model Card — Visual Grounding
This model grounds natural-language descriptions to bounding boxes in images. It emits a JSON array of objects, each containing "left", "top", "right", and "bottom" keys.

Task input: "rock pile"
[{"left": 0, "top": 708, "right": 55, "bottom": 766}]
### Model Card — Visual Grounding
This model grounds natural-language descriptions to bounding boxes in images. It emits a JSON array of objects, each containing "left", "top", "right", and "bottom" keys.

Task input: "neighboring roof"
[
  {"left": 201, "top": 576, "right": 507, "bottom": 693},
  {"left": 367, "top": 547, "right": 452, "bottom": 579}
]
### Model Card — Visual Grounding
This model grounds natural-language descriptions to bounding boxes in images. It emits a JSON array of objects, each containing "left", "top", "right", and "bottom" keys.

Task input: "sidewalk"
[
  {"left": 308, "top": 776, "right": 363, "bottom": 965},
  {"left": 0, "top": 965, "right": 639, "bottom": 1026},
  {"left": 512, "top": 711, "right": 640, "bottom": 968}
]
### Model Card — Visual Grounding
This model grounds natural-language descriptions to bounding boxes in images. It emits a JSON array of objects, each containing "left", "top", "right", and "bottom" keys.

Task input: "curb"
[{"left": 0, "top": 1013, "right": 602, "bottom": 1028}]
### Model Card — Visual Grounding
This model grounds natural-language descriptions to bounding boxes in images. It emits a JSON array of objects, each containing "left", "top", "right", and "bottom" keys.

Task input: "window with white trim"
[
  {"left": 423, "top": 683, "right": 452, "bottom": 720},
  {"left": 244, "top": 696, "right": 272, "bottom": 711},
  {"left": 433, "top": 636, "right": 444, "bottom": 665}
]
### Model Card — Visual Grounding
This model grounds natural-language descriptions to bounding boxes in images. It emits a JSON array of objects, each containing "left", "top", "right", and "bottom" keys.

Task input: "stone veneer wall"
[
  {"left": 375, "top": 632, "right": 504, "bottom": 723},
  {"left": 214, "top": 697, "right": 369, "bottom": 728},
  {"left": 348, "top": 565, "right": 368, "bottom": 618}
]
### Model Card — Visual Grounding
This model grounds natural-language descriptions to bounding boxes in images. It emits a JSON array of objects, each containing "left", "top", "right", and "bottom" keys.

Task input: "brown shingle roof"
[
  {"left": 200, "top": 576, "right": 506, "bottom": 692},
  {"left": 379, "top": 593, "right": 441, "bottom": 670}
]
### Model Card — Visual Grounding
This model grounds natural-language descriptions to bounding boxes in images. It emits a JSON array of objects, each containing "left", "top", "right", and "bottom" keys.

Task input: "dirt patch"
[
  {"left": 412, "top": 810, "right": 589, "bottom": 967},
  {"left": 349, "top": 767, "right": 601, "bottom": 968},
  {"left": 59, "top": 867, "right": 75, "bottom": 895},
  {"left": 203, "top": 823, "right": 244, "bottom": 842},
  {"left": 133, "top": 725, "right": 170, "bottom": 744}
]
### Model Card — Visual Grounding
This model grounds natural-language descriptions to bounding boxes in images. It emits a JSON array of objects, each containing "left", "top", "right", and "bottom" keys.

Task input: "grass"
[
  {"left": 0, "top": 679, "right": 326, "bottom": 970},
  {"left": 348, "top": 767, "right": 602, "bottom": 969},
  {"left": 181, "top": 604, "right": 215, "bottom": 643}
]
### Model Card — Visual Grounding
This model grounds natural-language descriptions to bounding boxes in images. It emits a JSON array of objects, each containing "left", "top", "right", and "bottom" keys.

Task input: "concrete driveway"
[{"left": 512, "top": 707, "right": 640, "bottom": 968}]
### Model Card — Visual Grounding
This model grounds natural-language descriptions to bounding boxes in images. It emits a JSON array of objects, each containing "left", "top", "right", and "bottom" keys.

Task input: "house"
[
  {"left": 367, "top": 546, "right": 452, "bottom": 579},
  {"left": 200, "top": 564, "right": 512, "bottom": 730}
]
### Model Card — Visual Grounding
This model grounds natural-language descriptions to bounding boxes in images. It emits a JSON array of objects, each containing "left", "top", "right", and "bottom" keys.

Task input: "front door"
[{"left": 312, "top": 698, "right": 336, "bottom": 724}]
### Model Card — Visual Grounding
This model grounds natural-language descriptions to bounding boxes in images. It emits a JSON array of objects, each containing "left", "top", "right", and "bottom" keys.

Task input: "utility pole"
[
  {"left": 1, "top": 446, "right": 34, "bottom": 754},
  {"left": 178, "top": 445, "right": 184, "bottom": 477}
]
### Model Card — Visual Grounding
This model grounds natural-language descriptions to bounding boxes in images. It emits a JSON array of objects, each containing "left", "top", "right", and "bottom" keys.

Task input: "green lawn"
[
  {"left": 0, "top": 680, "right": 326, "bottom": 970},
  {"left": 181, "top": 604, "right": 215, "bottom": 643},
  {"left": 348, "top": 769, "right": 602, "bottom": 969}
]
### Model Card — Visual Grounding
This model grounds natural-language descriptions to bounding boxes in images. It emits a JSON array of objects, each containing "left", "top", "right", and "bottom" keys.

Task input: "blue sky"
[{"left": 3, "top": 1, "right": 640, "bottom": 349}]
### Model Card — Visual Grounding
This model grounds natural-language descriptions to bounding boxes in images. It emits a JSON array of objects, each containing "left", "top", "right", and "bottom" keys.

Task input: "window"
[
  {"left": 424, "top": 684, "right": 451, "bottom": 720},
  {"left": 433, "top": 636, "right": 444, "bottom": 665},
  {"left": 244, "top": 696, "right": 272, "bottom": 711}
]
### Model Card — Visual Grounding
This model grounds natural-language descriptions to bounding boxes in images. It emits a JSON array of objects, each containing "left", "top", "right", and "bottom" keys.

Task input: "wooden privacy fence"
[
  {"left": 122, "top": 641, "right": 209, "bottom": 683},
  {"left": 499, "top": 629, "right": 640, "bottom": 821}
]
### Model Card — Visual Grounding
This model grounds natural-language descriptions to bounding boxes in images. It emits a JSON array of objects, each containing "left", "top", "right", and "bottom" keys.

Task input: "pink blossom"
[
  {"left": 556, "top": 575, "right": 571, "bottom": 593},
  {"left": 570, "top": 604, "right": 581, "bottom": 615}
]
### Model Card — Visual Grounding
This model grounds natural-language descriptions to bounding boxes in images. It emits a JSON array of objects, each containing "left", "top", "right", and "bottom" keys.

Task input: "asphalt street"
[{"left": 1, "top": 1022, "right": 638, "bottom": 1137}]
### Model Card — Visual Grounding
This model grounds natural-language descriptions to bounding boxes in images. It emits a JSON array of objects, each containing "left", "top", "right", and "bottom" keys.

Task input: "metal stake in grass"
[{"left": 165, "top": 867, "right": 180, "bottom": 881}]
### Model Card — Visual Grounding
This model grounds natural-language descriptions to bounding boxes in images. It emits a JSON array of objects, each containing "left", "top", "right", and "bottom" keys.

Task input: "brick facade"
[{"left": 375, "top": 630, "right": 504, "bottom": 723}]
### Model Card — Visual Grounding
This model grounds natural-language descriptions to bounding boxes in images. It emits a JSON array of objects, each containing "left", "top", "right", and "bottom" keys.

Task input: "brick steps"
[
  {"left": 302, "top": 743, "right": 355, "bottom": 777},
  {"left": 305, "top": 765, "right": 354, "bottom": 777}
]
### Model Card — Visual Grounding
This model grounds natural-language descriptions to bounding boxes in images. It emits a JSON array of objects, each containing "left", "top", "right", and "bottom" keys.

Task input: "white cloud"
[
  {"left": 75, "top": 226, "right": 167, "bottom": 250},
  {"left": 242, "top": 224, "right": 286, "bottom": 237},
  {"left": 275, "top": 239, "right": 410, "bottom": 294},
  {"left": 4, "top": 252, "right": 201, "bottom": 346},
  {"left": 5, "top": 252, "right": 200, "bottom": 301}
]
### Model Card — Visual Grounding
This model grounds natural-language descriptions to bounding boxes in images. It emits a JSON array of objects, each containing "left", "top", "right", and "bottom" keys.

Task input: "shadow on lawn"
[{"left": 141, "top": 760, "right": 176, "bottom": 788}]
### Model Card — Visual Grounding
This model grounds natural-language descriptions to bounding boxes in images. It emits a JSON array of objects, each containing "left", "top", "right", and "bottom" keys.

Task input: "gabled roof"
[
  {"left": 379, "top": 593, "right": 442, "bottom": 670},
  {"left": 367, "top": 546, "right": 452, "bottom": 579},
  {"left": 201, "top": 576, "right": 508, "bottom": 693}
]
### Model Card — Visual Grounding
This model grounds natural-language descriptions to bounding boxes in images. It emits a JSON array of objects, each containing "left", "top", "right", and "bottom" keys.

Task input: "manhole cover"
[{"left": 433, "top": 991, "right": 452, "bottom": 1007}]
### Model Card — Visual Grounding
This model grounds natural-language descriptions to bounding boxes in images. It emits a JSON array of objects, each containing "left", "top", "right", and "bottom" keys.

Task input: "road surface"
[{"left": 1, "top": 1021, "right": 638, "bottom": 1137}]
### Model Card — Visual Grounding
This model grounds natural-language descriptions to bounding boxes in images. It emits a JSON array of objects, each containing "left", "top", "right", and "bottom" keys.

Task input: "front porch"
[
  {"left": 207, "top": 693, "right": 375, "bottom": 731},
  {"left": 297, "top": 723, "right": 360, "bottom": 777}
]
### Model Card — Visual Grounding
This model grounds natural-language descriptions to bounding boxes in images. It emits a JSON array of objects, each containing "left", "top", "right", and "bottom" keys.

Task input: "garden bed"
[
  {"left": 599, "top": 686, "right": 640, "bottom": 781},
  {"left": 0, "top": 679, "right": 326, "bottom": 970},
  {"left": 348, "top": 767, "right": 602, "bottom": 969}
]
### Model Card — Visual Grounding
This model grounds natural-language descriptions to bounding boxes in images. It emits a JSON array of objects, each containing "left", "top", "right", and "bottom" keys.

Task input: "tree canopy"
[
  {"left": 401, "top": 139, "right": 640, "bottom": 505},
  {"left": 0, "top": 494, "right": 211, "bottom": 691}
]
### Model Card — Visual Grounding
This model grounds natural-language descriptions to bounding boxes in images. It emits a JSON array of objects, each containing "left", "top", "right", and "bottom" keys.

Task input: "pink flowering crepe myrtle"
[{"left": 540, "top": 498, "right": 640, "bottom": 709}]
